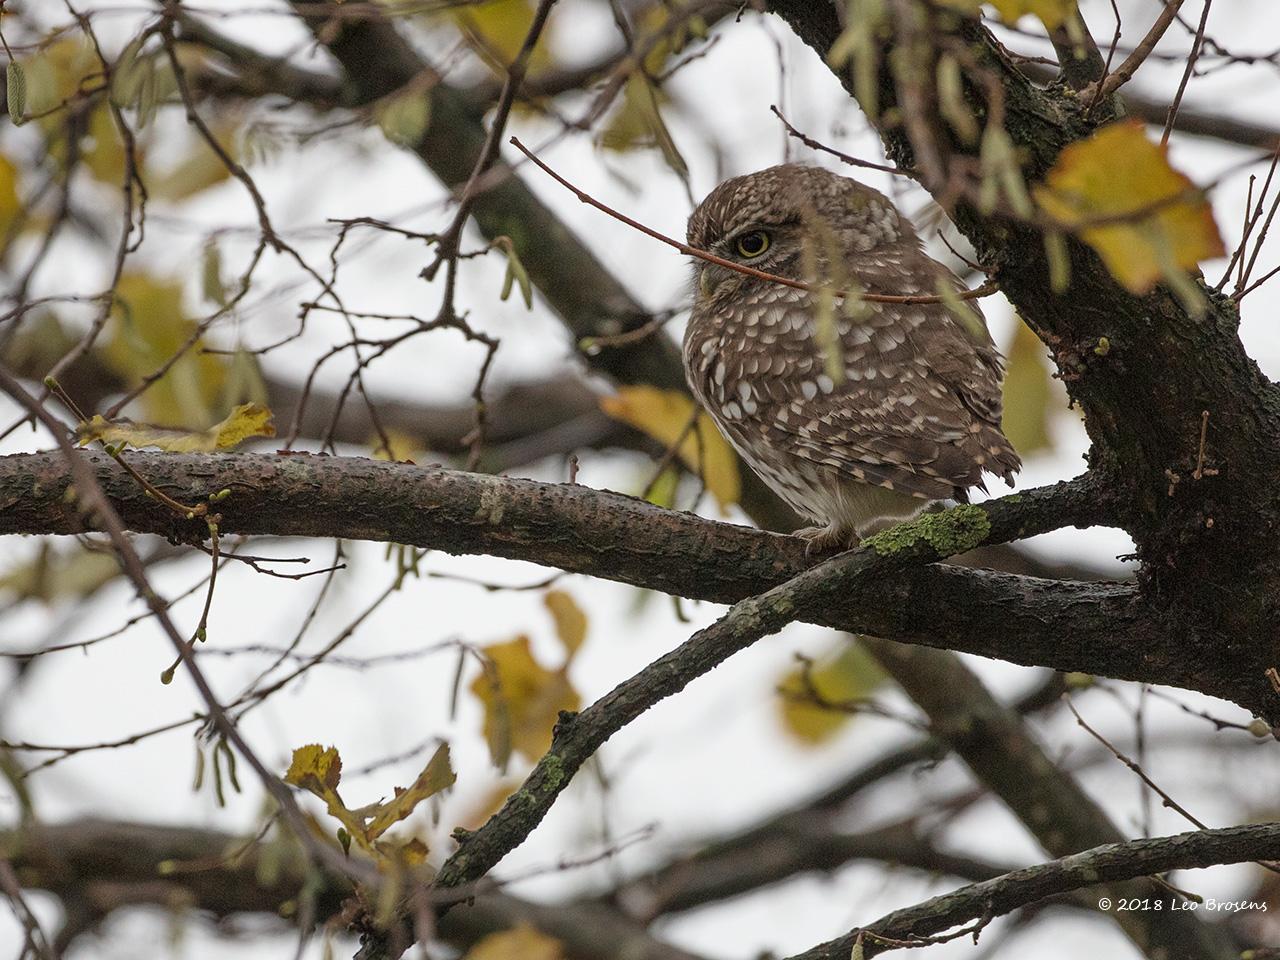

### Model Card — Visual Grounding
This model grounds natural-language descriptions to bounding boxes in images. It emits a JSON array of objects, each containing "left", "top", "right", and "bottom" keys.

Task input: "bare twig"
[
  {"left": 1083, "top": 0, "right": 1188, "bottom": 102},
  {"left": 508, "top": 137, "right": 999, "bottom": 306}
]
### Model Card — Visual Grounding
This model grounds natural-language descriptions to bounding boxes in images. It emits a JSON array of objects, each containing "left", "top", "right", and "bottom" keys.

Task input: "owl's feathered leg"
[{"left": 794, "top": 523, "right": 859, "bottom": 557}]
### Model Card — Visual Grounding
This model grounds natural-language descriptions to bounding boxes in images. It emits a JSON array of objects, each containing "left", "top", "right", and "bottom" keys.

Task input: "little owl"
[{"left": 682, "top": 164, "right": 1020, "bottom": 553}]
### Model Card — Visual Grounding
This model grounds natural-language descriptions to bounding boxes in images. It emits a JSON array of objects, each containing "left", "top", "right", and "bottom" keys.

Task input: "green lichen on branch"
[{"left": 863, "top": 503, "right": 992, "bottom": 558}]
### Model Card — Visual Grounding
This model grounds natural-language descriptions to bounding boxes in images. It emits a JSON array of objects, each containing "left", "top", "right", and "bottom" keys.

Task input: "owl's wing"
[{"left": 744, "top": 299, "right": 1014, "bottom": 500}]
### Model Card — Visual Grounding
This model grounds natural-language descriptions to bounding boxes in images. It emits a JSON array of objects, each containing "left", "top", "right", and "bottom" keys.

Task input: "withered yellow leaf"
[
  {"left": 284, "top": 744, "right": 374, "bottom": 851},
  {"left": 543, "top": 590, "right": 587, "bottom": 658},
  {"left": 284, "top": 743, "right": 343, "bottom": 793},
  {"left": 599, "top": 386, "right": 740, "bottom": 512},
  {"left": 105, "top": 273, "right": 227, "bottom": 427},
  {"left": 989, "top": 0, "right": 1076, "bottom": 29},
  {"left": 470, "top": 635, "right": 580, "bottom": 768},
  {"left": 778, "top": 640, "right": 887, "bottom": 745},
  {"left": 464, "top": 925, "right": 565, "bottom": 960},
  {"left": 1000, "top": 321, "right": 1056, "bottom": 456},
  {"left": 371, "top": 428, "right": 420, "bottom": 463},
  {"left": 1034, "top": 121, "right": 1224, "bottom": 294},
  {"left": 936, "top": 0, "right": 1076, "bottom": 29},
  {"left": 450, "top": 0, "right": 554, "bottom": 70},
  {"left": 365, "top": 743, "right": 456, "bottom": 840},
  {"left": 77, "top": 402, "right": 275, "bottom": 453},
  {"left": 0, "top": 154, "right": 20, "bottom": 238}
]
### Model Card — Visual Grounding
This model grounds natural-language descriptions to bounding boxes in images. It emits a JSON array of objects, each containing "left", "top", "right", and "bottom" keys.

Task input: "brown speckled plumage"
[{"left": 682, "top": 164, "right": 1020, "bottom": 549}]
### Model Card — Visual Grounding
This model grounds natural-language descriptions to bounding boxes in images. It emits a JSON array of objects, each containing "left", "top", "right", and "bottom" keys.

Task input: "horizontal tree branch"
[
  {"left": 0, "top": 449, "right": 1191, "bottom": 694},
  {"left": 0, "top": 819, "right": 704, "bottom": 960},
  {"left": 859, "top": 638, "right": 1241, "bottom": 959},
  {"left": 787, "top": 821, "right": 1280, "bottom": 959}
]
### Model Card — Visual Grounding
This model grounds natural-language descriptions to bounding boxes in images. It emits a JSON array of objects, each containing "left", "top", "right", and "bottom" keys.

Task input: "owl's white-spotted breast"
[{"left": 682, "top": 164, "right": 1020, "bottom": 552}]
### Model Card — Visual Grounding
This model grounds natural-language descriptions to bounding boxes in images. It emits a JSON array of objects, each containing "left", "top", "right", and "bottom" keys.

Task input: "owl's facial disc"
[{"left": 696, "top": 224, "right": 790, "bottom": 298}]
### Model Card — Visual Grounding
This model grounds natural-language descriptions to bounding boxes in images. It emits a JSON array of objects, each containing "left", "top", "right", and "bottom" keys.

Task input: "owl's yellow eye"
[{"left": 733, "top": 230, "right": 770, "bottom": 259}]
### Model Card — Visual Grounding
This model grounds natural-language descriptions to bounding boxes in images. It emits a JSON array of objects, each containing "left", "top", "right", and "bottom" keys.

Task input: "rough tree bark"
[{"left": 768, "top": 0, "right": 1280, "bottom": 719}]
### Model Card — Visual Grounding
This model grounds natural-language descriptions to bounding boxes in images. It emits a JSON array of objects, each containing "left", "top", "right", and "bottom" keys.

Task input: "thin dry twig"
[
  {"left": 1084, "top": 0, "right": 1188, "bottom": 102},
  {"left": 508, "top": 137, "right": 999, "bottom": 306}
]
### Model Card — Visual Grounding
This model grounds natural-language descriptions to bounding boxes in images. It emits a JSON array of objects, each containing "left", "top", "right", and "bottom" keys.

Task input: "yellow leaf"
[
  {"left": 451, "top": 0, "right": 554, "bottom": 70},
  {"left": 149, "top": 135, "right": 235, "bottom": 201},
  {"left": 285, "top": 743, "right": 343, "bottom": 793},
  {"left": 936, "top": 0, "right": 1076, "bottom": 29},
  {"left": 1000, "top": 321, "right": 1056, "bottom": 456},
  {"left": 0, "top": 153, "right": 21, "bottom": 239},
  {"left": 599, "top": 386, "right": 740, "bottom": 513},
  {"left": 81, "top": 105, "right": 127, "bottom": 186},
  {"left": 365, "top": 743, "right": 456, "bottom": 840},
  {"left": 381, "top": 837, "right": 431, "bottom": 867},
  {"left": 104, "top": 273, "right": 227, "bottom": 427},
  {"left": 284, "top": 744, "right": 373, "bottom": 851},
  {"left": 543, "top": 590, "right": 587, "bottom": 658},
  {"left": 471, "top": 636, "right": 580, "bottom": 768},
  {"left": 371, "top": 428, "right": 420, "bottom": 463},
  {"left": 464, "top": 925, "right": 565, "bottom": 960},
  {"left": 208, "top": 402, "right": 275, "bottom": 448},
  {"left": 0, "top": 545, "right": 123, "bottom": 604},
  {"left": 458, "top": 777, "right": 522, "bottom": 831},
  {"left": 1033, "top": 121, "right": 1224, "bottom": 294},
  {"left": 24, "top": 38, "right": 97, "bottom": 115},
  {"left": 77, "top": 402, "right": 275, "bottom": 453},
  {"left": 777, "top": 640, "right": 887, "bottom": 745},
  {"left": 598, "top": 74, "right": 688, "bottom": 177}
]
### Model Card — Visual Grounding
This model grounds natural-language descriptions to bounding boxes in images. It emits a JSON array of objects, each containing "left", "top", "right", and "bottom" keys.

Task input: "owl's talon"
[{"left": 795, "top": 525, "right": 858, "bottom": 557}]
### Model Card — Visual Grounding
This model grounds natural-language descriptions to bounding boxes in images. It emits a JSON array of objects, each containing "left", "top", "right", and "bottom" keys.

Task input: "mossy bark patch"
[{"left": 863, "top": 504, "right": 992, "bottom": 557}]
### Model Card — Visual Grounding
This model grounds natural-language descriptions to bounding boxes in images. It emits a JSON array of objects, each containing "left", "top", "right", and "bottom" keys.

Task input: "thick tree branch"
[
  {"left": 766, "top": 0, "right": 1280, "bottom": 731},
  {"left": 0, "top": 819, "right": 704, "bottom": 960},
  {"left": 787, "top": 821, "right": 1280, "bottom": 959},
  {"left": 0, "top": 450, "right": 1190, "bottom": 696},
  {"left": 620, "top": 817, "right": 1014, "bottom": 917},
  {"left": 860, "top": 639, "right": 1241, "bottom": 959}
]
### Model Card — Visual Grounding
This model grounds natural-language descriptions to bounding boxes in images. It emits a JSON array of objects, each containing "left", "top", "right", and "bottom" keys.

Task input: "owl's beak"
[
  {"left": 698, "top": 264, "right": 735, "bottom": 298},
  {"left": 698, "top": 267, "right": 713, "bottom": 298}
]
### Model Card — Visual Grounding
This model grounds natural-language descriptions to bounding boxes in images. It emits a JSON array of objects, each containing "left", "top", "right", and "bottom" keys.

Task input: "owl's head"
[{"left": 686, "top": 164, "right": 912, "bottom": 300}]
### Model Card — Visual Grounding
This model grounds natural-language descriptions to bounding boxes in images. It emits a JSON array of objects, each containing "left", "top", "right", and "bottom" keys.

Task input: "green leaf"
[
  {"left": 599, "top": 75, "right": 688, "bottom": 178},
  {"left": 375, "top": 89, "right": 431, "bottom": 148},
  {"left": 201, "top": 237, "right": 228, "bottom": 306},
  {"left": 109, "top": 34, "right": 153, "bottom": 111},
  {"left": 498, "top": 240, "right": 533, "bottom": 308},
  {"left": 936, "top": 54, "right": 978, "bottom": 144},
  {"left": 6, "top": 60, "right": 27, "bottom": 125}
]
